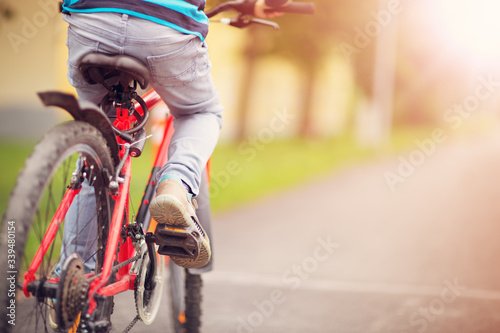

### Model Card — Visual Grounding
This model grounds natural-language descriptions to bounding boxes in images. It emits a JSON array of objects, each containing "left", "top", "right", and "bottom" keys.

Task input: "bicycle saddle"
[{"left": 79, "top": 53, "right": 150, "bottom": 89}]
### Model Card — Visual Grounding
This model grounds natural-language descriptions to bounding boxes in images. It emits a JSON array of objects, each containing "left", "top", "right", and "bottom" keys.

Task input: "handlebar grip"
[{"left": 266, "top": 2, "right": 315, "bottom": 15}]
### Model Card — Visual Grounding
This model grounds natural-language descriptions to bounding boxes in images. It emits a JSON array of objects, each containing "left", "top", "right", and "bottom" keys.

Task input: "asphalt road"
[
  {"left": 109, "top": 132, "right": 500, "bottom": 332},
  {"left": 12, "top": 132, "right": 500, "bottom": 332}
]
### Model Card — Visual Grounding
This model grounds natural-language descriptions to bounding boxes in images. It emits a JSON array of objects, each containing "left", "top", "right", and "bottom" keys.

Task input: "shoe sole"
[{"left": 149, "top": 195, "right": 211, "bottom": 268}]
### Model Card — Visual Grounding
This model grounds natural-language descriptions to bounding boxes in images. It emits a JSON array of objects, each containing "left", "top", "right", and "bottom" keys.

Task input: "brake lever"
[
  {"left": 219, "top": 16, "right": 280, "bottom": 30},
  {"left": 251, "top": 18, "right": 280, "bottom": 30}
]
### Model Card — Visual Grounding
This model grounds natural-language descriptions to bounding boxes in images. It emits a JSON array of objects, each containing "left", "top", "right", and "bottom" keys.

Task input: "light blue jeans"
[
  {"left": 58, "top": 12, "right": 222, "bottom": 272},
  {"left": 64, "top": 12, "right": 223, "bottom": 193}
]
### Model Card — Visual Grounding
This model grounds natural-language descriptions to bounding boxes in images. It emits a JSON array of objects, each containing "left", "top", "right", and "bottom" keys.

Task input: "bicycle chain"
[
  {"left": 121, "top": 246, "right": 158, "bottom": 332},
  {"left": 88, "top": 252, "right": 142, "bottom": 283},
  {"left": 76, "top": 252, "right": 143, "bottom": 333},
  {"left": 123, "top": 315, "right": 141, "bottom": 333},
  {"left": 120, "top": 251, "right": 145, "bottom": 332}
]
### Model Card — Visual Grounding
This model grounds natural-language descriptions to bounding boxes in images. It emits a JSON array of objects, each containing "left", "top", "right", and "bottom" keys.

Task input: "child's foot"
[{"left": 149, "top": 178, "right": 211, "bottom": 268}]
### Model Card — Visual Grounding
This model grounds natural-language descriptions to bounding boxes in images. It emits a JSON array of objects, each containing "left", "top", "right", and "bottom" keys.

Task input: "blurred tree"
[
  {"left": 0, "top": 1, "right": 14, "bottom": 21},
  {"left": 268, "top": 0, "right": 379, "bottom": 137},
  {"left": 206, "top": 0, "right": 255, "bottom": 140},
  {"left": 205, "top": 0, "right": 382, "bottom": 139},
  {"left": 391, "top": 4, "right": 472, "bottom": 127},
  {"left": 342, "top": 0, "right": 474, "bottom": 130},
  {"left": 236, "top": 28, "right": 260, "bottom": 141}
]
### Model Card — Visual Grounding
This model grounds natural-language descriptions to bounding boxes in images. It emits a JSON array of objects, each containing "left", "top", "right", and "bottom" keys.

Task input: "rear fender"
[{"left": 38, "top": 91, "right": 120, "bottom": 166}]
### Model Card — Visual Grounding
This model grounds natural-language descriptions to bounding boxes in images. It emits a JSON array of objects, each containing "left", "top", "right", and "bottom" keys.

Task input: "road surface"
[
  {"left": 12, "top": 132, "right": 500, "bottom": 333},
  {"left": 111, "top": 132, "right": 500, "bottom": 332}
]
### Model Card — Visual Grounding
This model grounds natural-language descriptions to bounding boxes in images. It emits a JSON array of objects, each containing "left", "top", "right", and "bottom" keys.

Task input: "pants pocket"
[
  {"left": 67, "top": 26, "right": 99, "bottom": 70},
  {"left": 147, "top": 38, "right": 200, "bottom": 87},
  {"left": 66, "top": 26, "right": 100, "bottom": 87}
]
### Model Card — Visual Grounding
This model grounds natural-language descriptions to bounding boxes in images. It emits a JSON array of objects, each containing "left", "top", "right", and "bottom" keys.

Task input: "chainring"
[{"left": 134, "top": 247, "right": 165, "bottom": 325}]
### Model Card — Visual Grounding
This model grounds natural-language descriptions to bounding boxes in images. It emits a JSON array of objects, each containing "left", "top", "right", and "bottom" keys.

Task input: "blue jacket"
[{"left": 62, "top": 0, "right": 209, "bottom": 41}]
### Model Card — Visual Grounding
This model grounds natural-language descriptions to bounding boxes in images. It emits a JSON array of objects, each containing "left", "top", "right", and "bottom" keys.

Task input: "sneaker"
[{"left": 149, "top": 178, "right": 211, "bottom": 268}]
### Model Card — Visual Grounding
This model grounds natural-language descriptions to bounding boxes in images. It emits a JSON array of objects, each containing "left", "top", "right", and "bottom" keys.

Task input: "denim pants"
[
  {"left": 64, "top": 12, "right": 223, "bottom": 193},
  {"left": 59, "top": 12, "right": 223, "bottom": 272}
]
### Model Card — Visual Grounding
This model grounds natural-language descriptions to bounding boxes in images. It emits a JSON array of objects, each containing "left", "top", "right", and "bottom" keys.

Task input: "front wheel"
[
  {"left": 169, "top": 263, "right": 203, "bottom": 333},
  {"left": 0, "top": 121, "right": 115, "bottom": 333},
  {"left": 168, "top": 168, "right": 211, "bottom": 333}
]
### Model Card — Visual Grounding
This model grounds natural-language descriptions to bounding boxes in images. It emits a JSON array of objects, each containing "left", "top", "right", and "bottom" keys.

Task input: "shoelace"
[
  {"left": 188, "top": 198, "right": 205, "bottom": 238},
  {"left": 192, "top": 217, "right": 206, "bottom": 238}
]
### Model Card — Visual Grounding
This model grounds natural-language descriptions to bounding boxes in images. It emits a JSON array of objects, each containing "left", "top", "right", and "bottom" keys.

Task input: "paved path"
[
  {"left": 109, "top": 132, "right": 500, "bottom": 332},
  {"left": 12, "top": 132, "right": 499, "bottom": 332}
]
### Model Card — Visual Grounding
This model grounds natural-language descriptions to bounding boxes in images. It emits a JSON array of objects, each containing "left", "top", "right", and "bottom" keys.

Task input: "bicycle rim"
[{"left": 0, "top": 122, "right": 114, "bottom": 333}]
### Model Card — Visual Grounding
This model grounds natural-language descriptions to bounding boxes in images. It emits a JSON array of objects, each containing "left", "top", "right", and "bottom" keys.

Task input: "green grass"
[
  {"left": 208, "top": 126, "right": 437, "bottom": 212},
  {"left": 209, "top": 133, "right": 376, "bottom": 212},
  {"left": 0, "top": 141, "right": 37, "bottom": 220},
  {"left": 0, "top": 139, "right": 154, "bottom": 221}
]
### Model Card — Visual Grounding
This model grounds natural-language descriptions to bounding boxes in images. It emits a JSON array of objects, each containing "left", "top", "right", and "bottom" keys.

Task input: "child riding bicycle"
[{"left": 60, "top": 0, "right": 291, "bottom": 270}]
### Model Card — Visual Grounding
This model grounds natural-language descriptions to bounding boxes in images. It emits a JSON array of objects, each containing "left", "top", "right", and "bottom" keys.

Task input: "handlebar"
[
  {"left": 265, "top": 2, "right": 315, "bottom": 15},
  {"left": 205, "top": 0, "right": 315, "bottom": 19}
]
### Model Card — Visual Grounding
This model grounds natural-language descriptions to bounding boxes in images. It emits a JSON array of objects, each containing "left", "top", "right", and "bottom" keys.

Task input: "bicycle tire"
[
  {"left": 169, "top": 264, "right": 203, "bottom": 333},
  {"left": 168, "top": 169, "right": 211, "bottom": 333},
  {"left": 0, "top": 121, "right": 115, "bottom": 333}
]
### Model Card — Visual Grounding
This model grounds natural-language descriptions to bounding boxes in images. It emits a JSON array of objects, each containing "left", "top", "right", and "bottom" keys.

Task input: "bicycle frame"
[
  {"left": 15, "top": 2, "right": 314, "bottom": 329},
  {"left": 87, "top": 89, "right": 170, "bottom": 314},
  {"left": 22, "top": 88, "right": 175, "bottom": 316}
]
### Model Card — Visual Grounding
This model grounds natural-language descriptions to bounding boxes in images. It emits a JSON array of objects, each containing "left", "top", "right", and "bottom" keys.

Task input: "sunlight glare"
[{"left": 434, "top": 0, "right": 500, "bottom": 62}]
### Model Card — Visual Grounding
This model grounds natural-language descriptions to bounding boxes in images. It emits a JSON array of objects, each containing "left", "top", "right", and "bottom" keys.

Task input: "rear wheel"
[{"left": 0, "top": 122, "right": 115, "bottom": 333}]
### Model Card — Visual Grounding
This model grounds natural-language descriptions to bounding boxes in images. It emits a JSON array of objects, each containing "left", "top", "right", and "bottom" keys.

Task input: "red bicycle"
[{"left": 0, "top": 1, "right": 314, "bottom": 332}]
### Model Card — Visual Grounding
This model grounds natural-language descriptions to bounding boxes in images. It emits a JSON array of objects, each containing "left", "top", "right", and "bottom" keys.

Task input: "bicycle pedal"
[
  {"left": 87, "top": 319, "right": 111, "bottom": 333},
  {"left": 152, "top": 225, "right": 200, "bottom": 259}
]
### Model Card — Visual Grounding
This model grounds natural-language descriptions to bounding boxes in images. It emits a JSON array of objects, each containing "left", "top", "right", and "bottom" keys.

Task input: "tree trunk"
[
  {"left": 235, "top": 29, "right": 259, "bottom": 141},
  {"left": 299, "top": 67, "right": 317, "bottom": 138}
]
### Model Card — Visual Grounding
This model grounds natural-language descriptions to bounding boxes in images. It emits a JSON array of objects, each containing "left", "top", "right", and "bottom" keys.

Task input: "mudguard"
[{"left": 38, "top": 91, "right": 120, "bottom": 166}]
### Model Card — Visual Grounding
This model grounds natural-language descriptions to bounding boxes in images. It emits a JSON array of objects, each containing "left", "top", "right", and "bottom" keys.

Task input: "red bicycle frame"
[
  {"left": 22, "top": 89, "right": 174, "bottom": 315},
  {"left": 87, "top": 89, "right": 170, "bottom": 313}
]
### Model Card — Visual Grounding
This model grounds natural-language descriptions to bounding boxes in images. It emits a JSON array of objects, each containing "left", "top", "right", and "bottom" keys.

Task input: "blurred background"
[
  {"left": 3, "top": 0, "right": 500, "bottom": 331},
  {"left": 2, "top": 0, "right": 500, "bottom": 212}
]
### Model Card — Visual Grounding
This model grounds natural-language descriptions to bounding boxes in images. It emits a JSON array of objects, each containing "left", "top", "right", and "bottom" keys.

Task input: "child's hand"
[{"left": 254, "top": 0, "right": 291, "bottom": 19}]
